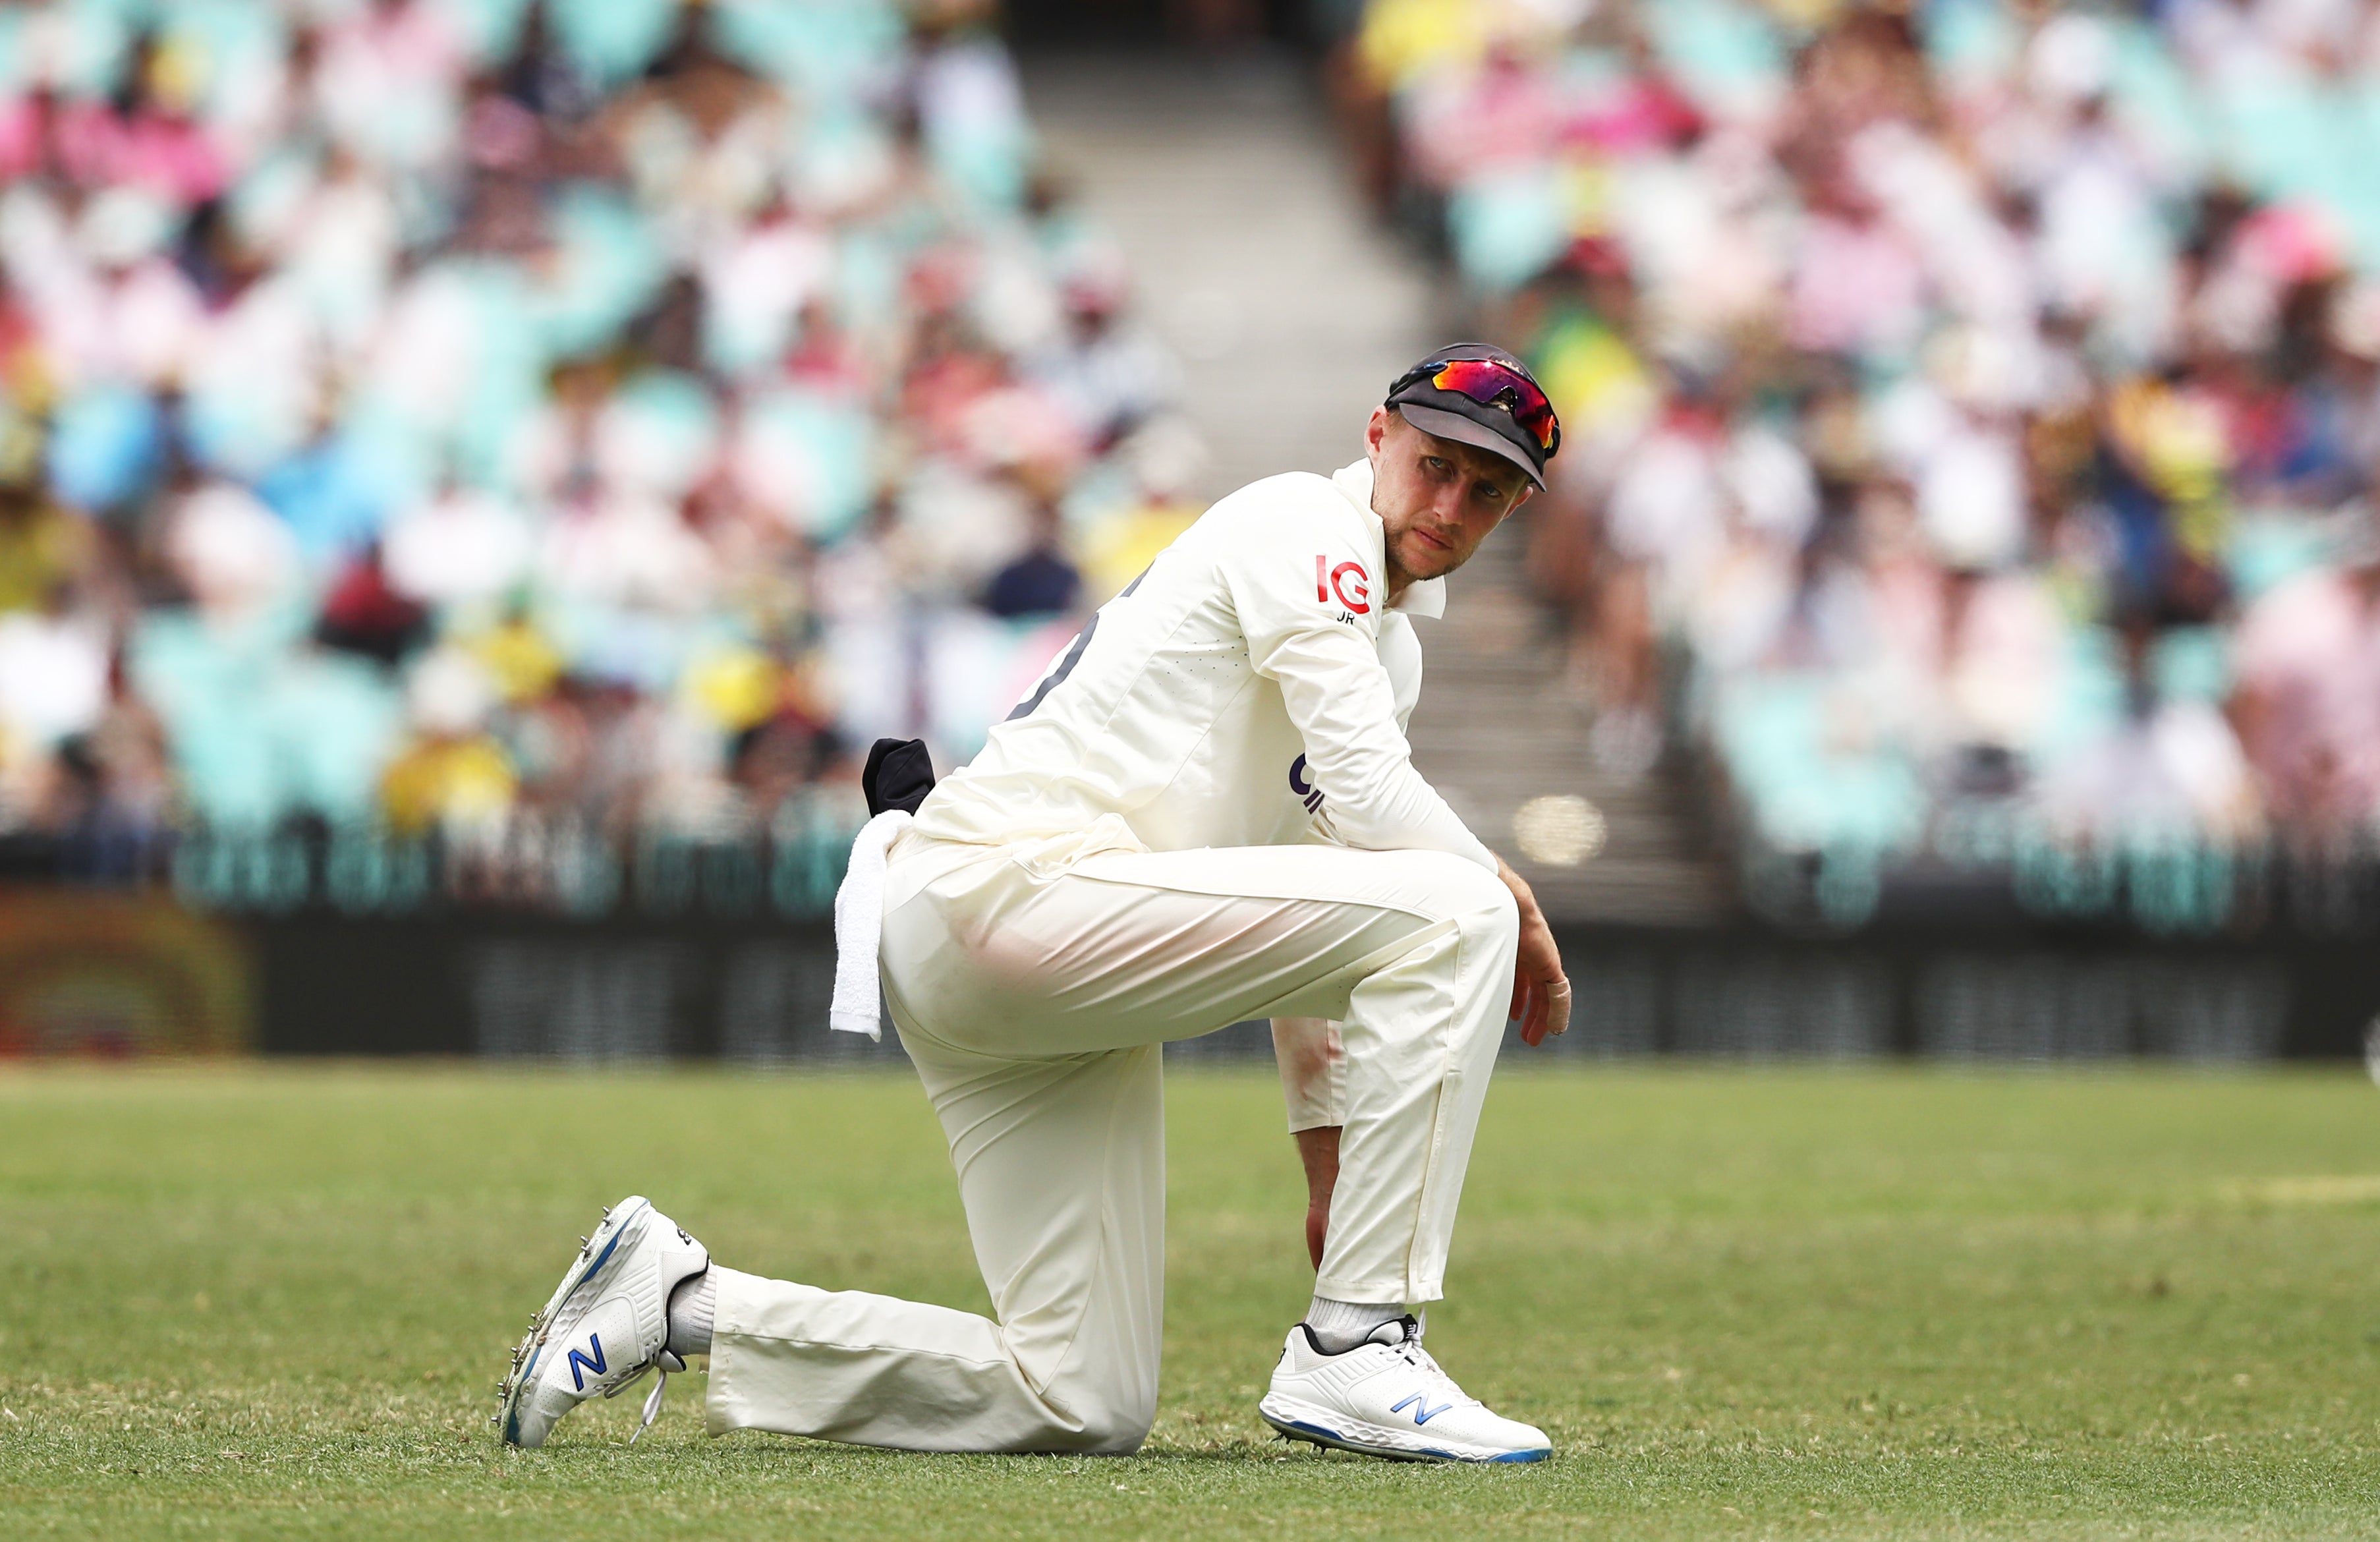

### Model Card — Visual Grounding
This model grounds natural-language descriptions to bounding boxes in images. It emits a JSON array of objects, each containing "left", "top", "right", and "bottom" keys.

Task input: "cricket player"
[{"left": 497, "top": 345, "right": 1575, "bottom": 1463}]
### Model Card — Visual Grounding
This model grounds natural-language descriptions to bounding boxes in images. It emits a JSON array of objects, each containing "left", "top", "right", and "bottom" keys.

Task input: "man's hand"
[{"left": 1496, "top": 855, "right": 1570, "bottom": 1046}]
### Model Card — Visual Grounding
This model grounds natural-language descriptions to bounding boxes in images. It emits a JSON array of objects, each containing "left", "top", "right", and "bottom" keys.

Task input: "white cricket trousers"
[{"left": 704, "top": 819, "right": 1521, "bottom": 1454}]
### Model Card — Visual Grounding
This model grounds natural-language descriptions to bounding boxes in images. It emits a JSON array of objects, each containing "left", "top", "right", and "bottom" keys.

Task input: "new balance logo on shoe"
[
  {"left": 1261, "top": 1320, "right": 1551, "bottom": 1461},
  {"left": 567, "top": 1334, "right": 608, "bottom": 1391},
  {"left": 1391, "top": 1392, "right": 1452, "bottom": 1425}
]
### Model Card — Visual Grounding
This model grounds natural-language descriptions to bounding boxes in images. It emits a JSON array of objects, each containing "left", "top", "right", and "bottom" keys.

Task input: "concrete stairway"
[
  {"left": 1402, "top": 530, "right": 1734, "bottom": 926},
  {"left": 1019, "top": 50, "right": 1434, "bottom": 494}
]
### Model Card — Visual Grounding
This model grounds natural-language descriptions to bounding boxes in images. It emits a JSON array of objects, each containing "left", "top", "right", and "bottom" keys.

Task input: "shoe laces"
[
  {"left": 1386, "top": 1320, "right": 1481, "bottom": 1412},
  {"left": 604, "top": 1348, "right": 687, "bottom": 1444}
]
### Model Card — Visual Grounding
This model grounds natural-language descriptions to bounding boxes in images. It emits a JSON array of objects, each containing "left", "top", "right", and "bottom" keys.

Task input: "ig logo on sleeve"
[{"left": 1313, "top": 555, "right": 1371, "bottom": 616}]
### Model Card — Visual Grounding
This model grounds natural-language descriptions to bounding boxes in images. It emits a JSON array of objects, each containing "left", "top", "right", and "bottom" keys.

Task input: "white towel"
[{"left": 829, "top": 809, "right": 911, "bottom": 1040}]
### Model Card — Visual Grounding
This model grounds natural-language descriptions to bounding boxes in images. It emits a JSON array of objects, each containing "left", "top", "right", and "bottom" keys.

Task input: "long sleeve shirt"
[{"left": 909, "top": 457, "right": 1496, "bottom": 874}]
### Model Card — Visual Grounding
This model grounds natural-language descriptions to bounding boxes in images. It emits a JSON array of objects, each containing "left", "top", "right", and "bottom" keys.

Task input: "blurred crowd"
[
  {"left": 1351, "top": 0, "right": 2380, "bottom": 871},
  {"left": 0, "top": 0, "right": 1202, "bottom": 867}
]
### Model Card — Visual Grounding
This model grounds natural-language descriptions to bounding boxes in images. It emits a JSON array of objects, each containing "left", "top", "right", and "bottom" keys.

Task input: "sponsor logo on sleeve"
[
  {"left": 1314, "top": 555, "right": 1373, "bottom": 617},
  {"left": 1289, "top": 754, "right": 1324, "bottom": 814}
]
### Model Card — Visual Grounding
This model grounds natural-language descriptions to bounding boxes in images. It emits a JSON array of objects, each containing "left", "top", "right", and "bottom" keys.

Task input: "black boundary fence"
[
  {"left": 246, "top": 913, "right": 2373, "bottom": 1065},
  {"left": 3, "top": 818, "right": 2375, "bottom": 1062}
]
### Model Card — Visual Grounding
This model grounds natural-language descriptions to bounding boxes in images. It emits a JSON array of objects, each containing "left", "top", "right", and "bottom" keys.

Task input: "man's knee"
[
  {"left": 1015, "top": 1318, "right": 1158, "bottom": 1455},
  {"left": 1079, "top": 1410, "right": 1154, "bottom": 1456},
  {"left": 1434, "top": 854, "right": 1518, "bottom": 941},
  {"left": 1050, "top": 1380, "right": 1155, "bottom": 1455}
]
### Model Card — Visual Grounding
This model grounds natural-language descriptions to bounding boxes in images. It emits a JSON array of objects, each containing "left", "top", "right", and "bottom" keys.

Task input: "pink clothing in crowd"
[{"left": 2234, "top": 567, "right": 2380, "bottom": 833}]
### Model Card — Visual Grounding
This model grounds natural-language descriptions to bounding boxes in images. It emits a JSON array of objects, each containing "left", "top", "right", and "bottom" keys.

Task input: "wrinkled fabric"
[
  {"left": 706, "top": 829, "right": 1519, "bottom": 1452},
  {"left": 909, "top": 459, "right": 1487, "bottom": 872},
  {"left": 827, "top": 809, "right": 911, "bottom": 1039}
]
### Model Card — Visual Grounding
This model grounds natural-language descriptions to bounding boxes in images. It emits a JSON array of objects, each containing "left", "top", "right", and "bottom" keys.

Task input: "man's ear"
[{"left": 1365, "top": 405, "right": 1393, "bottom": 463}]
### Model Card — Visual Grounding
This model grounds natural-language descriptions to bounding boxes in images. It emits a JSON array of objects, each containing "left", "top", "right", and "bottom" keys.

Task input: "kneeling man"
[{"left": 497, "top": 345, "right": 1573, "bottom": 1462}]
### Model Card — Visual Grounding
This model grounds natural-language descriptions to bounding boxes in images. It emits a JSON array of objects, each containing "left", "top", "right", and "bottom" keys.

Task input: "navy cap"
[{"left": 1384, "top": 343, "right": 1560, "bottom": 490}]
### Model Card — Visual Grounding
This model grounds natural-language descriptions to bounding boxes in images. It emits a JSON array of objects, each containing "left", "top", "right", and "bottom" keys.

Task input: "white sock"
[
  {"left": 1305, "top": 1295, "right": 1401, "bottom": 1353},
  {"left": 665, "top": 1271, "right": 716, "bottom": 1359}
]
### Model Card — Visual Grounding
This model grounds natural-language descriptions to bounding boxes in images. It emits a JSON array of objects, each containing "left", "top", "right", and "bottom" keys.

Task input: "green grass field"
[{"left": 5, "top": 1062, "right": 2379, "bottom": 1539}]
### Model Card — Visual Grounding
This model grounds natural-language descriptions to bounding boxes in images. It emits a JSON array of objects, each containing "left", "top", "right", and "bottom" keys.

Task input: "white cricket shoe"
[
  {"left": 1259, "top": 1315, "right": 1552, "bottom": 1463},
  {"left": 496, "top": 1195, "right": 708, "bottom": 1448}
]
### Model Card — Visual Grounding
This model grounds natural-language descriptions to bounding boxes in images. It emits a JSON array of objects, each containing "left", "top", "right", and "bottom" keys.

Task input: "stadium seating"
[
  {"left": 0, "top": 0, "right": 1197, "bottom": 870},
  {"left": 1347, "top": 0, "right": 2380, "bottom": 926}
]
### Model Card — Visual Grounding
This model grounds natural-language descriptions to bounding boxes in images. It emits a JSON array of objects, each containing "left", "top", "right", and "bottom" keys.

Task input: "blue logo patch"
[
  {"left": 568, "top": 1333, "right": 608, "bottom": 1391},
  {"left": 1391, "top": 1392, "right": 1452, "bottom": 1425}
]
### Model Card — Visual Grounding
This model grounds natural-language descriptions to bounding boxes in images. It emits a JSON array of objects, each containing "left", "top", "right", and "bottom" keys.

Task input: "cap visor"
[{"left": 1394, "top": 403, "right": 1546, "bottom": 489}]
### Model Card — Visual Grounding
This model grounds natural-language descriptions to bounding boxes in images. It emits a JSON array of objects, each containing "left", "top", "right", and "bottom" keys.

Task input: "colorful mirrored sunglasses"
[{"left": 1396, "top": 358, "right": 1562, "bottom": 455}]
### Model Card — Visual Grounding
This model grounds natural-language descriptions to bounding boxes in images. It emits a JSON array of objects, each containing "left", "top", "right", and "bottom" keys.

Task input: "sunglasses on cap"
[{"left": 1392, "top": 357, "right": 1562, "bottom": 456}]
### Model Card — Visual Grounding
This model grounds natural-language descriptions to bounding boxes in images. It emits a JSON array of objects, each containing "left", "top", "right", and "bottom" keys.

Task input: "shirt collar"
[{"left": 1330, "top": 459, "right": 1446, "bottom": 619}]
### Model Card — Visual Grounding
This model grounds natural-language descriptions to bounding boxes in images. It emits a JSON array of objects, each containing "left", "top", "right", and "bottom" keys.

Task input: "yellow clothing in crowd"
[{"left": 381, "top": 736, "right": 518, "bottom": 834}]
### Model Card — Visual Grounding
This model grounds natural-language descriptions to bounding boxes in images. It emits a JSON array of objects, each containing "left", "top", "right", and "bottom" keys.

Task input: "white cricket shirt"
[{"left": 909, "top": 458, "right": 1497, "bottom": 872}]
